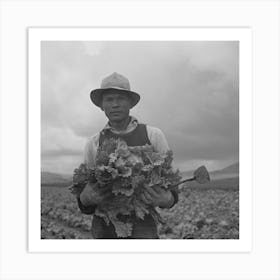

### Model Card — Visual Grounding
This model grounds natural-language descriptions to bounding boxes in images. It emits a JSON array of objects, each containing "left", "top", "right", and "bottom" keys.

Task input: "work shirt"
[
  {"left": 77, "top": 116, "right": 178, "bottom": 238},
  {"left": 83, "top": 116, "right": 170, "bottom": 168}
]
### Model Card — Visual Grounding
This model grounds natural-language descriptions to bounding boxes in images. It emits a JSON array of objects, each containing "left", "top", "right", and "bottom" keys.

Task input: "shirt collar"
[{"left": 103, "top": 116, "right": 139, "bottom": 135}]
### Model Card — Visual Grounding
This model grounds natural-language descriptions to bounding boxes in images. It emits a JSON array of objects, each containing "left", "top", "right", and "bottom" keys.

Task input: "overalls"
[{"left": 78, "top": 124, "right": 159, "bottom": 239}]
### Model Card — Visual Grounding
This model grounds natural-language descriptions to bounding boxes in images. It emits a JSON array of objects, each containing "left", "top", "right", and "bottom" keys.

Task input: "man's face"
[{"left": 101, "top": 90, "right": 132, "bottom": 122}]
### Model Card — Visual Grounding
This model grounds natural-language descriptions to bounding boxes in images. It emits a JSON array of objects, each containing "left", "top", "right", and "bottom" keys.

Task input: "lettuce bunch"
[{"left": 69, "top": 138, "right": 181, "bottom": 237}]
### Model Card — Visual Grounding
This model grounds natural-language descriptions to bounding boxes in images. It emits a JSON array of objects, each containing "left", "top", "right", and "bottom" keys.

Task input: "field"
[{"left": 41, "top": 177, "right": 239, "bottom": 239}]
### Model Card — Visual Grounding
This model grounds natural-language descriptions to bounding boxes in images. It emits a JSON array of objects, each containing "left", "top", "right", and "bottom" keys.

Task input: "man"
[{"left": 77, "top": 72, "right": 178, "bottom": 239}]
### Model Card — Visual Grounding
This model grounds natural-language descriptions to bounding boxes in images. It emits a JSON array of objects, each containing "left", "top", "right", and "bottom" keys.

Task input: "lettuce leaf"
[{"left": 70, "top": 138, "right": 182, "bottom": 237}]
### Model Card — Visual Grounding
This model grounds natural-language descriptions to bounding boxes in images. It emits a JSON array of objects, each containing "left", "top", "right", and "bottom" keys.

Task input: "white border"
[{"left": 28, "top": 27, "right": 252, "bottom": 253}]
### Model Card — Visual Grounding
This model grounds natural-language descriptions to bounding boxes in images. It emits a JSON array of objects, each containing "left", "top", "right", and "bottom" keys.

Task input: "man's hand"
[
  {"left": 140, "top": 185, "right": 174, "bottom": 208},
  {"left": 79, "top": 182, "right": 112, "bottom": 207}
]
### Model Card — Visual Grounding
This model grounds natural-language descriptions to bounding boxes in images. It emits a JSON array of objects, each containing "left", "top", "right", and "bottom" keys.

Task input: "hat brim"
[{"left": 90, "top": 88, "right": 140, "bottom": 108}]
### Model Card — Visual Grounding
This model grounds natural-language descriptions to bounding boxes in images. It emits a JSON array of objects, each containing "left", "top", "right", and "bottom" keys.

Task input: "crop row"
[
  {"left": 41, "top": 204, "right": 92, "bottom": 232},
  {"left": 41, "top": 216, "right": 91, "bottom": 239},
  {"left": 158, "top": 188, "right": 239, "bottom": 239},
  {"left": 41, "top": 186, "right": 239, "bottom": 239}
]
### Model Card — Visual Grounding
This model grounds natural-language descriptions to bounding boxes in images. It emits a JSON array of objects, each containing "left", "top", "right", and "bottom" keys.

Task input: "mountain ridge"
[
  {"left": 42, "top": 162, "right": 239, "bottom": 185},
  {"left": 41, "top": 171, "right": 72, "bottom": 185},
  {"left": 181, "top": 162, "right": 239, "bottom": 179}
]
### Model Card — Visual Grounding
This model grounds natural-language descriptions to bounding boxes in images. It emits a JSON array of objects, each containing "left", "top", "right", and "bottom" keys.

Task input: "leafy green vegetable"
[{"left": 69, "top": 138, "right": 182, "bottom": 237}]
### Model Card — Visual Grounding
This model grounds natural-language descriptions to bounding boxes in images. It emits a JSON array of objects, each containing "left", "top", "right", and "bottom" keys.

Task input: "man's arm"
[
  {"left": 146, "top": 126, "right": 179, "bottom": 208},
  {"left": 146, "top": 126, "right": 170, "bottom": 154},
  {"left": 77, "top": 135, "right": 99, "bottom": 214},
  {"left": 77, "top": 196, "right": 96, "bottom": 215},
  {"left": 83, "top": 134, "right": 99, "bottom": 168},
  {"left": 169, "top": 188, "right": 179, "bottom": 208}
]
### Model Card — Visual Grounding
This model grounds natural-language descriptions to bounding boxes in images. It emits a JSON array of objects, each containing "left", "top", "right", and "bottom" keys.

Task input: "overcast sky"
[{"left": 41, "top": 41, "right": 239, "bottom": 175}]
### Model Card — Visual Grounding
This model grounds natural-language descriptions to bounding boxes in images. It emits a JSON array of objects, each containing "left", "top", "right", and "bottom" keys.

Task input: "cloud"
[
  {"left": 82, "top": 41, "right": 105, "bottom": 56},
  {"left": 41, "top": 41, "right": 239, "bottom": 173},
  {"left": 42, "top": 148, "right": 82, "bottom": 158}
]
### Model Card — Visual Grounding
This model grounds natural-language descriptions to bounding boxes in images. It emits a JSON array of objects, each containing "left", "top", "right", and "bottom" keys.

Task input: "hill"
[
  {"left": 181, "top": 162, "right": 239, "bottom": 180},
  {"left": 213, "top": 162, "right": 239, "bottom": 174},
  {"left": 41, "top": 171, "right": 72, "bottom": 186},
  {"left": 210, "top": 163, "right": 239, "bottom": 179},
  {"left": 41, "top": 162, "right": 239, "bottom": 187},
  {"left": 180, "top": 176, "right": 239, "bottom": 191}
]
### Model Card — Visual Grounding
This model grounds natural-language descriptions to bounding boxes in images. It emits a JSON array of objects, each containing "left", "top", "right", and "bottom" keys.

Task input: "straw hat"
[{"left": 90, "top": 72, "right": 140, "bottom": 108}]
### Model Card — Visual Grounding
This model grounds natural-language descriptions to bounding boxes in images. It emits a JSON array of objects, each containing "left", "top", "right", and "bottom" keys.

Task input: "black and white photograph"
[
  {"left": 2, "top": 0, "right": 280, "bottom": 279},
  {"left": 41, "top": 40, "right": 239, "bottom": 240}
]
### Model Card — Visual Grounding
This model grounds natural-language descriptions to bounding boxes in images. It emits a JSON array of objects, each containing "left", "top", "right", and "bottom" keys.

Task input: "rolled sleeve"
[
  {"left": 78, "top": 134, "right": 99, "bottom": 214},
  {"left": 83, "top": 134, "right": 99, "bottom": 168},
  {"left": 146, "top": 126, "right": 170, "bottom": 153}
]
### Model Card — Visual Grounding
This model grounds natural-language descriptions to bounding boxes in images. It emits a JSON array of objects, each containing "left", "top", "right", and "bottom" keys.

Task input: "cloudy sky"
[{"left": 41, "top": 41, "right": 239, "bottom": 175}]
